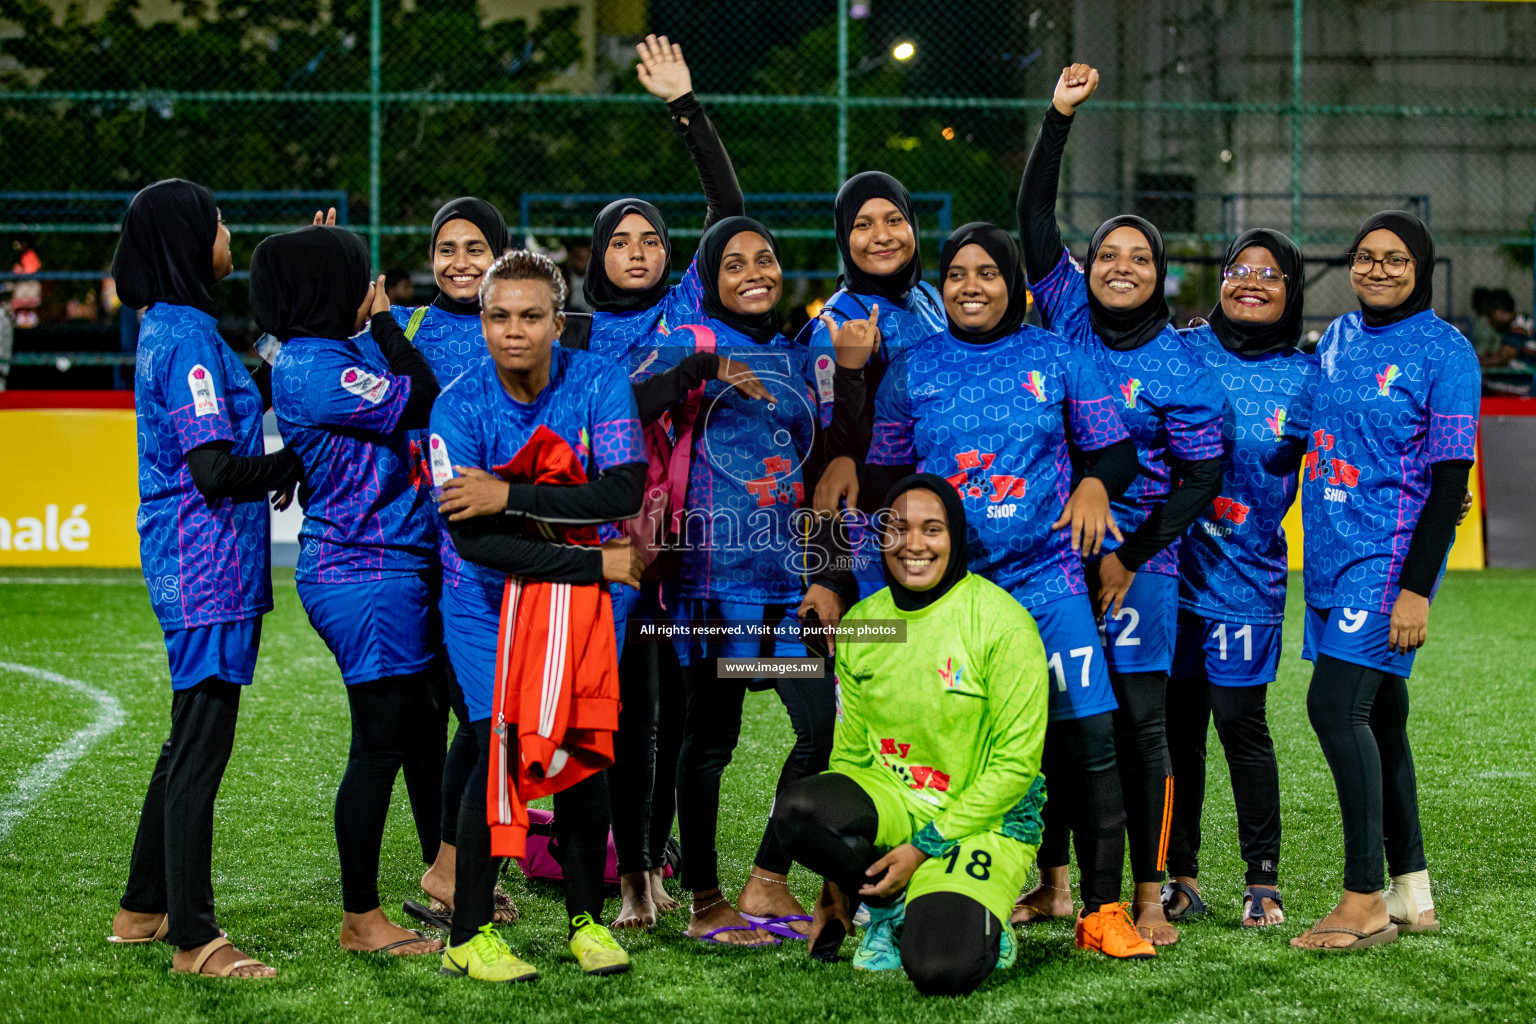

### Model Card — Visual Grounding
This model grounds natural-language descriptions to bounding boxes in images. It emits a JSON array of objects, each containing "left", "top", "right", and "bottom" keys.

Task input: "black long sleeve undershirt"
[
  {"left": 1018, "top": 105, "right": 1074, "bottom": 286},
  {"left": 1397, "top": 459, "right": 1472, "bottom": 597},
  {"left": 1112, "top": 455, "right": 1224, "bottom": 571},
  {"left": 370, "top": 312, "right": 440, "bottom": 429},
  {"left": 633, "top": 351, "right": 719, "bottom": 425},
  {"left": 826, "top": 365, "right": 872, "bottom": 462},
  {"left": 668, "top": 92, "right": 745, "bottom": 229},
  {"left": 1080, "top": 438, "right": 1139, "bottom": 500},
  {"left": 447, "top": 519, "right": 603, "bottom": 584},
  {"left": 185, "top": 441, "right": 302, "bottom": 503},
  {"left": 503, "top": 460, "right": 647, "bottom": 525},
  {"left": 251, "top": 361, "right": 274, "bottom": 410}
]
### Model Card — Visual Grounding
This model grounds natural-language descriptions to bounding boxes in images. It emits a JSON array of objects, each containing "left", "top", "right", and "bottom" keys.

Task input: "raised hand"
[
  {"left": 312, "top": 207, "right": 338, "bottom": 227},
  {"left": 819, "top": 304, "right": 881, "bottom": 370},
  {"left": 1052, "top": 63, "right": 1099, "bottom": 116},
  {"left": 636, "top": 34, "right": 692, "bottom": 103},
  {"left": 369, "top": 274, "right": 391, "bottom": 317}
]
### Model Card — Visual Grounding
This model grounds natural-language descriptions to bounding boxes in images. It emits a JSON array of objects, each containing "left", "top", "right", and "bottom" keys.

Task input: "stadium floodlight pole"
[
  {"left": 836, "top": 0, "right": 849, "bottom": 188},
  {"left": 1290, "top": 0, "right": 1303, "bottom": 239},
  {"left": 369, "top": 0, "right": 382, "bottom": 268}
]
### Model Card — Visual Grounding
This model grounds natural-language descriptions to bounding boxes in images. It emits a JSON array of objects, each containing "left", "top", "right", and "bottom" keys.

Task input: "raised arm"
[
  {"left": 1018, "top": 64, "right": 1099, "bottom": 283},
  {"left": 636, "top": 34, "right": 745, "bottom": 229}
]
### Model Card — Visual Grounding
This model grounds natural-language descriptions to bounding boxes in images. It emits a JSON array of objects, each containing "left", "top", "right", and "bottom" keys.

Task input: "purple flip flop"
[
  {"left": 740, "top": 914, "right": 813, "bottom": 940},
  {"left": 695, "top": 925, "right": 781, "bottom": 947}
]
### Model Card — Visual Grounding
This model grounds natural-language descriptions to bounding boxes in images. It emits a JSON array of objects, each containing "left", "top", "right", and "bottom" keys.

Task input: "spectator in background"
[
  {"left": 385, "top": 266, "right": 416, "bottom": 306},
  {"left": 564, "top": 239, "right": 595, "bottom": 313},
  {"left": 10, "top": 236, "right": 41, "bottom": 328},
  {"left": 1470, "top": 287, "right": 1531, "bottom": 368}
]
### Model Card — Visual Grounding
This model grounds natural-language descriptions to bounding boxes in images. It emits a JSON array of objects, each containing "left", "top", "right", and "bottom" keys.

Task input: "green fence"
[{"left": 3, "top": 0, "right": 1536, "bottom": 331}]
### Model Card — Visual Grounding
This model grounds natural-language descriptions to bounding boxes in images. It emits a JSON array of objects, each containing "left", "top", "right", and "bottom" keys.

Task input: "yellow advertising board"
[
  {"left": 0, "top": 408, "right": 141, "bottom": 568},
  {"left": 1281, "top": 447, "right": 1484, "bottom": 570}
]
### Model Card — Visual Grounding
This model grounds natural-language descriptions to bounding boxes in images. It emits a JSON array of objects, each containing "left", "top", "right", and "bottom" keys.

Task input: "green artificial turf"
[{"left": 0, "top": 569, "right": 1533, "bottom": 1024}]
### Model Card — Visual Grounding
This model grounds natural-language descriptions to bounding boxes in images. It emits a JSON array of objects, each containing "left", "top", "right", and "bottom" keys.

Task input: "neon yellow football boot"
[
  {"left": 440, "top": 922, "right": 539, "bottom": 983},
  {"left": 569, "top": 913, "right": 630, "bottom": 976}
]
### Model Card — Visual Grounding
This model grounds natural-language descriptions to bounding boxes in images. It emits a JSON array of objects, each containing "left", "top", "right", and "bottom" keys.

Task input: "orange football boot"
[{"left": 1076, "top": 902, "right": 1156, "bottom": 960}]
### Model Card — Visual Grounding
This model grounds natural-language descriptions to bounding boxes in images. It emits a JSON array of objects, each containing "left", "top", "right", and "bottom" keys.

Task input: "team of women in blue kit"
[{"left": 109, "top": 49, "right": 1478, "bottom": 987}]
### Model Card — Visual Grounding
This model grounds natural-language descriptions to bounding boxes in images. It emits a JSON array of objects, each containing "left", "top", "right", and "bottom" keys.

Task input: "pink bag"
[
  {"left": 517, "top": 807, "right": 677, "bottom": 884},
  {"left": 624, "top": 324, "right": 716, "bottom": 566}
]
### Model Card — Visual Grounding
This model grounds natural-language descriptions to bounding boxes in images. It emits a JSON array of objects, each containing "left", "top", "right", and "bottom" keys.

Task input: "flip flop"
[
  {"left": 740, "top": 913, "right": 813, "bottom": 940},
  {"left": 1161, "top": 880, "right": 1208, "bottom": 921},
  {"left": 403, "top": 899, "right": 452, "bottom": 931},
  {"left": 108, "top": 915, "right": 168, "bottom": 944},
  {"left": 694, "top": 925, "right": 780, "bottom": 947},
  {"left": 1243, "top": 886, "right": 1285, "bottom": 927},
  {"left": 1295, "top": 922, "right": 1398, "bottom": 951},
  {"left": 364, "top": 929, "right": 441, "bottom": 956}
]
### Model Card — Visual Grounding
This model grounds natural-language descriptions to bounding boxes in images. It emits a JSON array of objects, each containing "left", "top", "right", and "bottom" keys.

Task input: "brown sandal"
[
  {"left": 108, "top": 914, "right": 168, "bottom": 944},
  {"left": 171, "top": 936, "right": 274, "bottom": 978},
  {"left": 1293, "top": 922, "right": 1398, "bottom": 951}
]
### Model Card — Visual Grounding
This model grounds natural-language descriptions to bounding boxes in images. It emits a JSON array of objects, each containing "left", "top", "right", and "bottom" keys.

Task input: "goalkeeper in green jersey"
[{"left": 772, "top": 474, "right": 1049, "bottom": 996}]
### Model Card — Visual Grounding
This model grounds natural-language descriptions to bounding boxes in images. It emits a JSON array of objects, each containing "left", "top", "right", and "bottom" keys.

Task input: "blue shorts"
[
  {"left": 163, "top": 616, "right": 262, "bottom": 690},
  {"left": 440, "top": 574, "right": 504, "bottom": 722},
  {"left": 1099, "top": 571, "right": 1177, "bottom": 674},
  {"left": 672, "top": 599, "right": 806, "bottom": 667},
  {"left": 297, "top": 574, "right": 437, "bottom": 686},
  {"left": 1301, "top": 605, "right": 1416, "bottom": 677},
  {"left": 1026, "top": 592, "right": 1118, "bottom": 722},
  {"left": 1173, "top": 609, "right": 1282, "bottom": 687}
]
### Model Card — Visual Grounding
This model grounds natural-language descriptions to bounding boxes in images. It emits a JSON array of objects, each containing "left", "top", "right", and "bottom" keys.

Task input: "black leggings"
[
  {"left": 772, "top": 774, "right": 1001, "bottom": 997},
  {"left": 1165, "top": 678, "right": 1280, "bottom": 886},
  {"left": 121, "top": 676, "right": 241, "bottom": 949},
  {"left": 676, "top": 660, "right": 836, "bottom": 893},
  {"left": 1306, "top": 655, "right": 1425, "bottom": 893},
  {"left": 450, "top": 720, "right": 613, "bottom": 945},
  {"left": 1035, "top": 711, "right": 1126, "bottom": 909},
  {"left": 1110, "top": 670, "right": 1173, "bottom": 884},
  {"left": 608, "top": 628, "right": 685, "bottom": 876},
  {"left": 438, "top": 660, "right": 476, "bottom": 848},
  {"left": 336, "top": 672, "right": 441, "bottom": 914}
]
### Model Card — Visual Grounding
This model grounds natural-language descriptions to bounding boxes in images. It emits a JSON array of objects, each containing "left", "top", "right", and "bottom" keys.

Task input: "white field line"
[
  {"left": 0, "top": 662, "right": 126, "bottom": 842},
  {"left": 0, "top": 577, "right": 143, "bottom": 585}
]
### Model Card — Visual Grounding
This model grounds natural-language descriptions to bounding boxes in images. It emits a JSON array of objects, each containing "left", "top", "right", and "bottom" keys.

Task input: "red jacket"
[{"left": 486, "top": 425, "right": 621, "bottom": 859}]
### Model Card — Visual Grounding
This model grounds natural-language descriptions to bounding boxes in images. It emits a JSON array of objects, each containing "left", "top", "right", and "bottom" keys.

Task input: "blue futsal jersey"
[
  {"left": 391, "top": 302, "right": 489, "bottom": 585},
  {"left": 1177, "top": 325, "right": 1318, "bottom": 625},
  {"left": 272, "top": 332, "right": 436, "bottom": 584},
  {"left": 587, "top": 256, "right": 708, "bottom": 364},
  {"left": 134, "top": 303, "right": 273, "bottom": 630},
  {"left": 629, "top": 319, "right": 826, "bottom": 604},
  {"left": 869, "top": 325, "right": 1129, "bottom": 609},
  {"left": 427, "top": 346, "right": 645, "bottom": 588},
  {"left": 1029, "top": 249, "right": 1225, "bottom": 576},
  {"left": 799, "top": 282, "right": 947, "bottom": 429},
  {"left": 1301, "top": 309, "right": 1480, "bottom": 613}
]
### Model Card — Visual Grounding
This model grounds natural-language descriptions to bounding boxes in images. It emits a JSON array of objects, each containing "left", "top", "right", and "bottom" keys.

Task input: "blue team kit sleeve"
[
  {"left": 1425, "top": 332, "right": 1481, "bottom": 463},
  {"left": 285, "top": 339, "right": 414, "bottom": 440},
  {"left": 587, "top": 357, "right": 646, "bottom": 470},
  {"left": 1029, "top": 248, "right": 1095, "bottom": 345},
  {"left": 165, "top": 334, "right": 239, "bottom": 454},
  {"left": 1061, "top": 345, "right": 1130, "bottom": 452}
]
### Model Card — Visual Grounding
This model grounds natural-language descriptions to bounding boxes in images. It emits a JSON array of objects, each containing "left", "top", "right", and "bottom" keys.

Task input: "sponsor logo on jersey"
[
  {"left": 428, "top": 433, "right": 454, "bottom": 487},
  {"left": 1120, "top": 377, "right": 1142, "bottom": 409},
  {"left": 1211, "top": 496, "right": 1250, "bottom": 525},
  {"left": 879, "top": 736, "right": 949, "bottom": 794},
  {"left": 1266, "top": 406, "right": 1287, "bottom": 441},
  {"left": 1022, "top": 369, "right": 1047, "bottom": 403},
  {"left": 631, "top": 348, "right": 661, "bottom": 381},
  {"left": 813, "top": 354, "right": 836, "bottom": 404},
  {"left": 1376, "top": 364, "right": 1400, "bottom": 396},
  {"left": 1303, "top": 427, "right": 1359, "bottom": 501},
  {"left": 188, "top": 364, "right": 218, "bottom": 417},
  {"left": 576, "top": 427, "right": 590, "bottom": 462},
  {"left": 340, "top": 366, "right": 390, "bottom": 404},
  {"left": 744, "top": 454, "right": 803, "bottom": 507},
  {"left": 939, "top": 656, "right": 962, "bottom": 689},
  {"left": 946, "top": 449, "right": 996, "bottom": 499}
]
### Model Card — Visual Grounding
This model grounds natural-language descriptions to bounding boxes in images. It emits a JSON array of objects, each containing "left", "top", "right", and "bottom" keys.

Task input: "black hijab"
[
  {"left": 249, "top": 225, "right": 372, "bottom": 342},
  {"left": 880, "top": 473, "right": 970, "bottom": 613},
  {"left": 1085, "top": 214, "right": 1170, "bottom": 350},
  {"left": 583, "top": 199, "right": 673, "bottom": 314},
  {"left": 1207, "top": 228, "right": 1306, "bottom": 357},
  {"left": 697, "top": 215, "right": 782, "bottom": 343},
  {"left": 429, "top": 197, "right": 509, "bottom": 316},
  {"left": 835, "top": 171, "right": 922, "bottom": 304},
  {"left": 1350, "top": 210, "right": 1435, "bottom": 329},
  {"left": 112, "top": 179, "right": 220, "bottom": 314},
  {"left": 938, "top": 222, "right": 1029, "bottom": 346}
]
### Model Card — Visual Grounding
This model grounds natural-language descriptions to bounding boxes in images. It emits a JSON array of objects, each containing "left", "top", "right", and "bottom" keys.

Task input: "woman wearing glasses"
[
  {"left": 1161, "top": 229, "right": 1317, "bottom": 931},
  {"left": 1289, "top": 211, "right": 1478, "bottom": 950}
]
